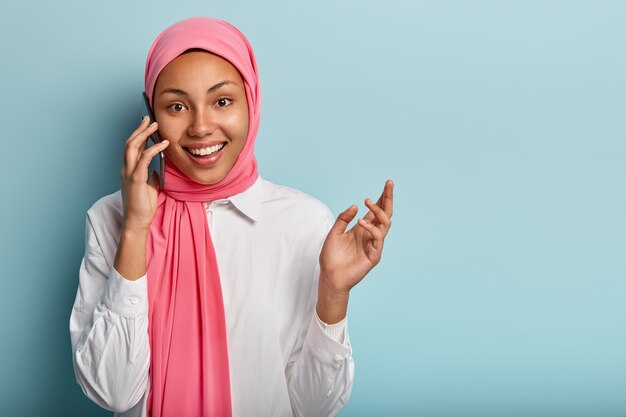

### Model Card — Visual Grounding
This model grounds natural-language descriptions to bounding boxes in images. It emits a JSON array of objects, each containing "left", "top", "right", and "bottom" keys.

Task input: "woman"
[{"left": 70, "top": 17, "right": 393, "bottom": 417}]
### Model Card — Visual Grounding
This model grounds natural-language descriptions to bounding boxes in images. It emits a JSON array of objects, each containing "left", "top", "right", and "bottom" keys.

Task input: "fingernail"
[
  {"left": 150, "top": 121, "right": 157, "bottom": 126},
  {"left": 142, "top": 115, "right": 148, "bottom": 122}
]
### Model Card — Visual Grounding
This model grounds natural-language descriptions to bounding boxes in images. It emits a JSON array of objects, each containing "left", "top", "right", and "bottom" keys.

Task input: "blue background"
[{"left": 1, "top": 1, "right": 624, "bottom": 416}]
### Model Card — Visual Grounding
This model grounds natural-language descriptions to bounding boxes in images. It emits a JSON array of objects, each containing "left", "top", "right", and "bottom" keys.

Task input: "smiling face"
[{"left": 152, "top": 50, "right": 249, "bottom": 185}]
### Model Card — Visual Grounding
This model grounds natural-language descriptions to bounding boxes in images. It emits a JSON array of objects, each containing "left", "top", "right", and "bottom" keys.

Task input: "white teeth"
[{"left": 188, "top": 143, "right": 225, "bottom": 156}]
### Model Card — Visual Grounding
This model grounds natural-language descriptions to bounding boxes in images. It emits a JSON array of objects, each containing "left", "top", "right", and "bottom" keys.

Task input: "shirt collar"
[{"left": 226, "top": 175, "right": 263, "bottom": 222}]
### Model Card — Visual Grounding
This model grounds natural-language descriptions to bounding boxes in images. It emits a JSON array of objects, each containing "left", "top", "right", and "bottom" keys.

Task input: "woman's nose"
[{"left": 187, "top": 109, "right": 216, "bottom": 137}]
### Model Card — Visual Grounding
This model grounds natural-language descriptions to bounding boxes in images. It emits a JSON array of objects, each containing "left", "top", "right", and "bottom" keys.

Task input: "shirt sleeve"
[
  {"left": 317, "top": 314, "right": 347, "bottom": 344},
  {"left": 286, "top": 210, "right": 355, "bottom": 417},
  {"left": 287, "top": 311, "right": 354, "bottom": 417},
  {"left": 69, "top": 212, "right": 150, "bottom": 414}
]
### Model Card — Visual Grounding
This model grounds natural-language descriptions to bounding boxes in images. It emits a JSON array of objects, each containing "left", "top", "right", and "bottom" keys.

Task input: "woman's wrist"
[
  {"left": 121, "top": 217, "right": 153, "bottom": 235},
  {"left": 114, "top": 225, "right": 149, "bottom": 281},
  {"left": 316, "top": 272, "right": 350, "bottom": 324}
]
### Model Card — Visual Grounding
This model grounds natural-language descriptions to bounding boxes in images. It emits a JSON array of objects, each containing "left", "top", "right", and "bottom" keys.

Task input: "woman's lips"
[{"left": 184, "top": 142, "right": 227, "bottom": 167}]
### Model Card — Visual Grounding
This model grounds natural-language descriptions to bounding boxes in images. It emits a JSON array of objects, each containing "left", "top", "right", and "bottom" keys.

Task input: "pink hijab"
[{"left": 144, "top": 17, "right": 260, "bottom": 416}]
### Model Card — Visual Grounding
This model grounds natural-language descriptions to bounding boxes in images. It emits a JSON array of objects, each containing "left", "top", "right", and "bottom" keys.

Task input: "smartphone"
[{"left": 142, "top": 91, "right": 165, "bottom": 189}]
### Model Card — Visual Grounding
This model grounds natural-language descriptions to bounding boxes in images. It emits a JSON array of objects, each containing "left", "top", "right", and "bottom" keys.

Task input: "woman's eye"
[
  {"left": 216, "top": 98, "right": 232, "bottom": 107},
  {"left": 168, "top": 103, "right": 186, "bottom": 112}
]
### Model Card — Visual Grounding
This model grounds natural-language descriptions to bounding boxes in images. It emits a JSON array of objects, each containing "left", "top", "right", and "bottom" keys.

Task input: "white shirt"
[{"left": 69, "top": 176, "right": 354, "bottom": 417}]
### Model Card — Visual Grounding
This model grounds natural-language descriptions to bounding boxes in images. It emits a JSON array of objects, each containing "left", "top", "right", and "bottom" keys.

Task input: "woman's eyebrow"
[
  {"left": 207, "top": 81, "right": 235, "bottom": 93},
  {"left": 159, "top": 81, "right": 235, "bottom": 97}
]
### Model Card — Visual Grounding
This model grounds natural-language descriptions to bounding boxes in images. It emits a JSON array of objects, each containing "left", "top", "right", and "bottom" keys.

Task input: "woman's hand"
[
  {"left": 120, "top": 116, "right": 169, "bottom": 232},
  {"left": 317, "top": 180, "right": 394, "bottom": 323},
  {"left": 114, "top": 116, "right": 169, "bottom": 281}
]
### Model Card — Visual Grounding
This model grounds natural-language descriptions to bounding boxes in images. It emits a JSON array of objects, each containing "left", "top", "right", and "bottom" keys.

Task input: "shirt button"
[
  {"left": 334, "top": 355, "right": 342, "bottom": 362},
  {"left": 129, "top": 297, "right": 138, "bottom": 305}
]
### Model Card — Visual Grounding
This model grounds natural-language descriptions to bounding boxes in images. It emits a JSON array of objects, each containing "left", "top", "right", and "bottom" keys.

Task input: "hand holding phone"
[{"left": 143, "top": 92, "right": 165, "bottom": 188}]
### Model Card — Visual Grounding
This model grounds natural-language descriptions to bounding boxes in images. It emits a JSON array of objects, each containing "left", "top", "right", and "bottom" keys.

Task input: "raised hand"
[
  {"left": 317, "top": 180, "right": 394, "bottom": 323},
  {"left": 120, "top": 116, "right": 169, "bottom": 232},
  {"left": 114, "top": 116, "right": 169, "bottom": 280}
]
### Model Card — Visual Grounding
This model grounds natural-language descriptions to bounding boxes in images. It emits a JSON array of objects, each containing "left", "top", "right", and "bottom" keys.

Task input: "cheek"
[
  {"left": 157, "top": 120, "right": 185, "bottom": 144},
  {"left": 223, "top": 103, "right": 249, "bottom": 142},
  {"left": 231, "top": 113, "right": 249, "bottom": 143},
  {"left": 226, "top": 115, "right": 248, "bottom": 161},
  {"left": 240, "top": 115, "right": 249, "bottom": 140},
  {"left": 223, "top": 112, "right": 245, "bottom": 132}
]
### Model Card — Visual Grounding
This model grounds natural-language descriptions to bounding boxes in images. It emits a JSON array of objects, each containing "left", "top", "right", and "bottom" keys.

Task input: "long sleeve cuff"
[
  {"left": 306, "top": 313, "right": 352, "bottom": 364},
  {"left": 101, "top": 268, "right": 149, "bottom": 318},
  {"left": 316, "top": 314, "right": 347, "bottom": 344}
]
